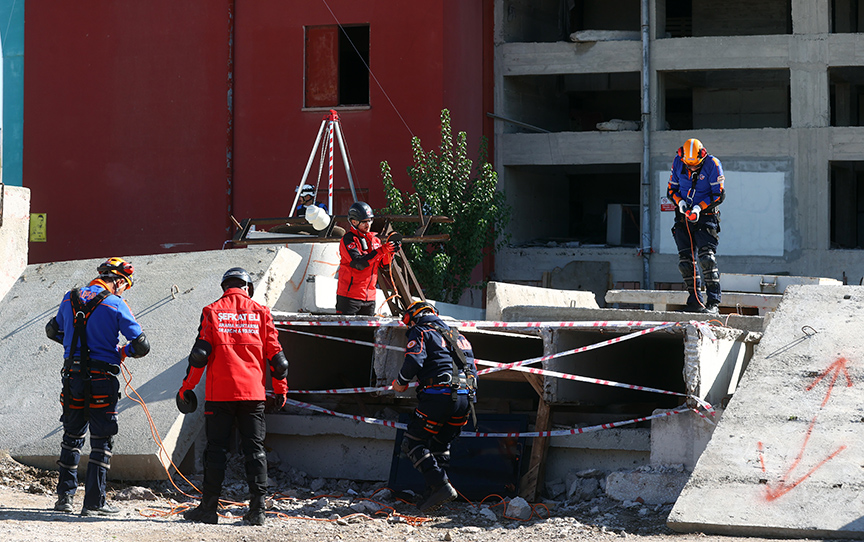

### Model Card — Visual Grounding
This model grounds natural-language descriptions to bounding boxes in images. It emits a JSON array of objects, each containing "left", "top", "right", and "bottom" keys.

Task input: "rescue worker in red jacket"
[
  {"left": 46, "top": 257, "right": 149, "bottom": 516},
  {"left": 392, "top": 301, "right": 477, "bottom": 514},
  {"left": 667, "top": 138, "right": 725, "bottom": 314},
  {"left": 176, "top": 267, "right": 288, "bottom": 526},
  {"left": 336, "top": 201, "right": 397, "bottom": 315}
]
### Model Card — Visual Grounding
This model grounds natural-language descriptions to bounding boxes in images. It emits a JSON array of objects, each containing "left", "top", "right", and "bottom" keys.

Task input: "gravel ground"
[{"left": 0, "top": 450, "right": 818, "bottom": 542}]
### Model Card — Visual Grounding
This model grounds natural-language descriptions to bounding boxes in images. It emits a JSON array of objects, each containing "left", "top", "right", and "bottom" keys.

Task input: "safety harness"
[
  {"left": 426, "top": 321, "right": 478, "bottom": 428},
  {"left": 61, "top": 288, "right": 115, "bottom": 418}
]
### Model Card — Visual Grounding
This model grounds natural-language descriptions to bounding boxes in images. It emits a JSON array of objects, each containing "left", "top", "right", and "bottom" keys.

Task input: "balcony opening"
[
  {"left": 832, "top": 0, "right": 864, "bottom": 32},
  {"left": 505, "top": 164, "right": 641, "bottom": 247},
  {"left": 830, "top": 67, "right": 864, "bottom": 126},
  {"left": 660, "top": 0, "right": 790, "bottom": 38},
  {"left": 662, "top": 69, "right": 791, "bottom": 130},
  {"left": 830, "top": 162, "right": 864, "bottom": 249}
]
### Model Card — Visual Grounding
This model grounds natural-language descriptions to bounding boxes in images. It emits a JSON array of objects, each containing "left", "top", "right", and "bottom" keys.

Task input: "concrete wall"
[{"left": 0, "top": 185, "right": 29, "bottom": 303}]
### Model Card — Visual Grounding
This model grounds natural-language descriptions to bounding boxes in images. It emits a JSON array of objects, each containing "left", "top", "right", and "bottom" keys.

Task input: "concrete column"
[
  {"left": 792, "top": 0, "right": 830, "bottom": 34},
  {"left": 0, "top": 185, "right": 29, "bottom": 302},
  {"left": 789, "top": 36, "right": 829, "bottom": 128}
]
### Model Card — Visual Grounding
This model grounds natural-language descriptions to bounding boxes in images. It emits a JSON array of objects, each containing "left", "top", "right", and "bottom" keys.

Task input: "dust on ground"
[{"left": 0, "top": 450, "right": 807, "bottom": 542}]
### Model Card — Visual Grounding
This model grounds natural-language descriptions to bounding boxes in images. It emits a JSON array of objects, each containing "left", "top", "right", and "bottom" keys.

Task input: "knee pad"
[
  {"left": 204, "top": 446, "right": 228, "bottom": 471},
  {"left": 677, "top": 253, "right": 696, "bottom": 278},
  {"left": 89, "top": 436, "right": 113, "bottom": 469},
  {"left": 698, "top": 248, "right": 719, "bottom": 282}
]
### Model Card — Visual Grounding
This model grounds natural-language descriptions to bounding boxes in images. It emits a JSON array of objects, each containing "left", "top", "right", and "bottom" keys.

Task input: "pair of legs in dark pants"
[
  {"left": 672, "top": 219, "right": 721, "bottom": 307},
  {"left": 201, "top": 400, "right": 268, "bottom": 500},
  {"left": 56, "top": 372, "right": 120, "bottom": 510},
  {"left": 402, "top": 393, "right": 469, "bottom": 490},
  {"left": 336, "top": 295, "right": 375, "bottom": 316}
]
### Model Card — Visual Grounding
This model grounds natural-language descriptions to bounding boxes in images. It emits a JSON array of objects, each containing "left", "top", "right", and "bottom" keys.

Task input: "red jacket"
[
  {"left": 337, "top": 227, "right": 389, "bottom": 301},
  {"left": 181, "top": 288, "right": 287, "bottom": 401}
]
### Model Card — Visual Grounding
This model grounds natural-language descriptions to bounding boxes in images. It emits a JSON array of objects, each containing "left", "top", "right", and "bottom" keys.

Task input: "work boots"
[
  {"left": 243, "top": 495, "right": 266, "bottom": 526},
  {"left": 418, "top": 481, "right": 457, "bottom": 514},
  {"left": 183, "top": 494, "right": 220, "bottom": 524},
  {"left": 53, "top": 494, "right": 74, "bottom": 513}
]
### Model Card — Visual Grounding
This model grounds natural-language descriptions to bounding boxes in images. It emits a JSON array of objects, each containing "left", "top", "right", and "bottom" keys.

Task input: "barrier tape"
[
  {"left": 275, "top": 318, "right": 680, "bottom": 329},
  {"left": 283, "top": 397, "right": 700, "bottom": 438}
]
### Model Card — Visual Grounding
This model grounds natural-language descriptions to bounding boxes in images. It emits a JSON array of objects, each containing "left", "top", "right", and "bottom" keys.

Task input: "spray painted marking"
[{"left": 758, "top": 356, "right": 852, "bottom": 502}]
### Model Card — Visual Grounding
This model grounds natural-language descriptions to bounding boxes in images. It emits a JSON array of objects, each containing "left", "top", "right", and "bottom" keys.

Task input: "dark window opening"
[
  {"left": 662, "top": 69, "right": 790, "bottom": 130},
  {"left": 304, "top": 24, "right": 369, "bottom": 108},
  {"left": 662, "top": 0, "right": 790, "bottom": 38},
  {"left": 569, "top": 166, "right": 641, "bottom": 246},
  {"left": 830, "top": 162, "right": 864, "bottom": 249},
  {"left": 832, "top": 0, "right": 864, "bottom": 32},
  {"left": 829, "top": 67, "right": 864, "bottom": 126}
]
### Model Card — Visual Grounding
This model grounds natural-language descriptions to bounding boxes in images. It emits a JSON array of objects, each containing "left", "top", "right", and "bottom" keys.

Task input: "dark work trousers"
[
  {"left": 336, "top": 295, "right": 375, "bottom": 316},
  {"left": 202, "top": 400, "right": 268, "bottom": 498},
  {"left": 672, "top": 218, "right": 721, "bottom": 306},
  {"left": 56, "top": 371, "right": 120, "bottom": 509},
  {"left": 403, "top": 392, "right": 470, "bottom": 490}
]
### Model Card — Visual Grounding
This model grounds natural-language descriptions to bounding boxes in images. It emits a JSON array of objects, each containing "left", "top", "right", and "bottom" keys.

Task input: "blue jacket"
[
  {"left": 295, "top": 202, "right": 328, "bottom": 217},
  {"left": 667, "top": 154, "right": 725, "bottom": 219},
  {"left": 54, "top": 281, "right": 144, "bottom": 365},
  {"left": 397, "top": 314, "right": 477, "bottom": 394}
]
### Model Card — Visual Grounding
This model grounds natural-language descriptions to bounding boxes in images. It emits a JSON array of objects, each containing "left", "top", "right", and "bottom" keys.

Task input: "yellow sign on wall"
[{"left": 30, "top": 213, "right": 47, "bottom": 242}]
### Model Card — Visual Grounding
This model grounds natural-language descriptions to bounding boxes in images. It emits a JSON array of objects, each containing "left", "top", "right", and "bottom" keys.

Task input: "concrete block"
[
  {"left": 298, "top": 273, "right": 392, "bottom": 316},
  {"left": 650, "top": 408, "right": 724, "bottom": 470},
  {"left": 0, "top": 246, "right": 315, "bottom": 480},
  {"left": 606, "top": 469, "right": 690, "bottom": 505},
  {"left": 486, "top": 281, "right": 598, "bottom": 321},
  {"left": 0, "top": 185, "right": 29, "bottom": 304}
]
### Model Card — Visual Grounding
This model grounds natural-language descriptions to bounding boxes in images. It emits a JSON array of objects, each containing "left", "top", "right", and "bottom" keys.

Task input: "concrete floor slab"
[
  {"left": 668, "top": 285, "right": 864, "bottom": 538},
  {"left": 0, "top": 246, "right": 317, "bottom": 480}
]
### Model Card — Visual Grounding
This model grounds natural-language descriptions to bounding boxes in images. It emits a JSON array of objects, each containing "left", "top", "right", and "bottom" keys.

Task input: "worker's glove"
[
  {"left": 265, "top": 391, "right": 287, "bottom": 413},
  {"left": 380, "top": 242, "right": 395, "bottom": 255},
  {"left": 686, "top": 205, "right": 701, "bottom": 222},
  {"left": 391, "top": 379, "right": 409, "bottom": 393},
  {"left": 175, "top": 389, "right": 198, "bottom": 414},
  {"left": 116, "top": 345, "right": 128, "bottom": 362},
  {"left": 677, "top": 200, "right": 689, "bottom": 214}
]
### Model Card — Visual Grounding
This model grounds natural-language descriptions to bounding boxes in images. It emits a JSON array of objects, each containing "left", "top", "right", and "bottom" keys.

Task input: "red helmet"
[
  {"left": 97, "top": 257, "right": 134, "bottom": 288},
  {"left": 401, "top": 300, "right": 437, "bottom": 326}
]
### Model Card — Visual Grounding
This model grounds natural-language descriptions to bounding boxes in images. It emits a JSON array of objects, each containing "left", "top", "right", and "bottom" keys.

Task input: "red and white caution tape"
[
  {"left": 282, "top": 397, "right": 703, "bottom": 438},
  {"left": 274, "top": 318, "right": 681, "bottom": 329}
]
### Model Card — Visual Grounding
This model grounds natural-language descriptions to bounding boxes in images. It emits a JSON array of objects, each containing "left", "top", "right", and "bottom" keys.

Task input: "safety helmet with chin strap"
[
  {"left": 401, "top": 300, "right": 438, "bottom": 326},
  {"left": 221, "top": 267, "right": 254, "bottom": 297},
  {"left": 347, "top": 201, "right": 374, "bottom": 223},
  {"left": 296, "top": 184, "right": 316, "bottom": 198},
  {"left": 97, "top": 257, "right": 135, "bottom": 288}
]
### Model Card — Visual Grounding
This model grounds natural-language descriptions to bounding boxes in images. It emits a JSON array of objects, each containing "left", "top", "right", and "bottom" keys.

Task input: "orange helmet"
[
  {"left": 401, "top": 300, "right": 437, "bottom": 326},
  {"left": 97, "top": 257, "right": 134, "bottom": 288},
  {"left": 679, "top": 138, "right": 707, "bottom": 167}
]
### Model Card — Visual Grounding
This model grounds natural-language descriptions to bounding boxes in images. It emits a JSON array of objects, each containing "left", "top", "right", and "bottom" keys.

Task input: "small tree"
[{"left": 380, "top": 109, "right": 510, "bottom": 304}]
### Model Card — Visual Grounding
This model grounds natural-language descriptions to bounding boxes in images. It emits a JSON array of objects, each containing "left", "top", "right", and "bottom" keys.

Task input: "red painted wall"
[{"left": 24, "top": 1, "right": 489, "bottom": 264}]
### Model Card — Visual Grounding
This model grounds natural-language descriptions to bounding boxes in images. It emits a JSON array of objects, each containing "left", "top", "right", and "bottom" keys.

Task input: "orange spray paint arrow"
[{"left": 758, "top": 356, "right": 852, "bottom": 502}]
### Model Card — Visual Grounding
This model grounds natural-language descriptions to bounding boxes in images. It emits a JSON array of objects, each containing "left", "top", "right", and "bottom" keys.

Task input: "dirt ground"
[{"left": 0, "top": 450, "right": 821, "bottom": 542}]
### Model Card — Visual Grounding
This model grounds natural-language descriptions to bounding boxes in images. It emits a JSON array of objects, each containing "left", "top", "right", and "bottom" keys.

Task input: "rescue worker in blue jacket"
[
  {"left": 667, "top": 138, "right": 726, "bottom": 314},
  {"left": 45, "top": 257, "right": 150, "bottom": 516},
  {"left": 391, "top": 300, "right": 477, "bottom": 514}
]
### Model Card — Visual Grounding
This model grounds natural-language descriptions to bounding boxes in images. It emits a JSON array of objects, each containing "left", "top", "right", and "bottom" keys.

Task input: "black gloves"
[{"left": 176, "top": 389, "right": 198, "bottom": 414}]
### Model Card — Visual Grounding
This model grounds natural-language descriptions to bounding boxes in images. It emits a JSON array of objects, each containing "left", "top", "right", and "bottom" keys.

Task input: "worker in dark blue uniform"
[
  {"left": 45, "top": 257, "right": 150, "bottom": 516},
  {"left": 391, "top": 301, "right": 477, "bottom": 514},
  {"left": 667, "top": 138, "right": 726, "bottom": 314}
]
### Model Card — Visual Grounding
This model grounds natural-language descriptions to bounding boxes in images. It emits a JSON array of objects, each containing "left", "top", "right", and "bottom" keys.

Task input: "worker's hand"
[
  {"left": 687, "top": 205, "right": 701, "bottom": 222},
  {"left": 391, "top": 379, "right": 408, "bottom": 393},
  {"left": 265, "top": 392, "right": 287, "bottom": 413},
  {"left": 380, "top": 242, "right": 395, "bottom": 255},
  {"left": 678, "top": 200, "right": 689, "bottom": 214},
  {"left": 175, "top": 389, "right": 197, "bottom": 414},
  {"left": 116, "top": 345, "right": 128, "bottom": 362}
]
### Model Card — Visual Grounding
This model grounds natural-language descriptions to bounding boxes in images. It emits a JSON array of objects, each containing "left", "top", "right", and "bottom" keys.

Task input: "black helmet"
[
  {"left": 221, "top": 267, "right": 254, "bottom": 297},
  {"left": 296, "top": 184, "right": 315, "bottom": 198},
  {"left": 347, "top": 201, "right": 374, "bottom": 223},
  {"left": 401, "top": 300, "right": 438, "bottom": 326}
]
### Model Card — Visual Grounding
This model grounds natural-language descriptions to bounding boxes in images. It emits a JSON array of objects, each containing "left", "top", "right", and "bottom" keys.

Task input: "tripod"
[{"left": 289, "top": 109, "right": 359, "bottom": 217}]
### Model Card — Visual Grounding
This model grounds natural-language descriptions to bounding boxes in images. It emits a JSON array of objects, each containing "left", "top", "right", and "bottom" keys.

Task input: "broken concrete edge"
[{"left": 666, "top": 521, "right": 864, "bottom": 539}]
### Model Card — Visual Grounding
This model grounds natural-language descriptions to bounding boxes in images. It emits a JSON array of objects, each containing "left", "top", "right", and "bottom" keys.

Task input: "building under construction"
[{"left": 493, "top": 0, "right": 864, "bottom": 294}]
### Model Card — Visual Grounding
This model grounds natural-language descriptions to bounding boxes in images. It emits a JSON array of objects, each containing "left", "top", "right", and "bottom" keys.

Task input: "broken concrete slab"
[
  {"left": 668, "top": 285, "right": 864, "bottom": 538},
  {"left": 0, "top": 245, "right": 326, "bottom": 480},
  {"left": 606, "top": 466, "right": 690, "bottom": 505},
  {"left": 486, "top": 281, "right": 598, "bottom": 322}
]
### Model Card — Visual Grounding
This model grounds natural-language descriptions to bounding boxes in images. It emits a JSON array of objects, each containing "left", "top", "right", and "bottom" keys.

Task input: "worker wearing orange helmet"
[
  {"left": 667, "top": 138, "right": 726, "bottom": 314},
  {"left": 46, "top": 257, "right": 150, "bottom": 516}
]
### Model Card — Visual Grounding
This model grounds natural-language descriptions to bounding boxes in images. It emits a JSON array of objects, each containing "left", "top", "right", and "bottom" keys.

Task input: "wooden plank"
[{"left": 519, "top": 395, "right": 552, "bottom": 502}]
